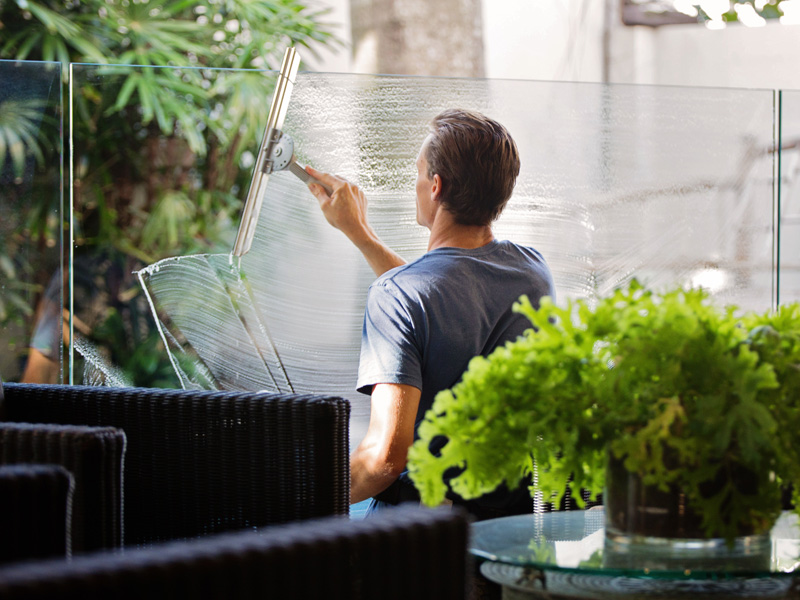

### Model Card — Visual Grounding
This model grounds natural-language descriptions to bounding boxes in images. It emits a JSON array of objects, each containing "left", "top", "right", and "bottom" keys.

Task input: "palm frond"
[
  {"left": 0, "top": 99, "right": 48, "bottom": 178},
  {"left": 22, "top": 2, "right": 106, "bottom": 61}
]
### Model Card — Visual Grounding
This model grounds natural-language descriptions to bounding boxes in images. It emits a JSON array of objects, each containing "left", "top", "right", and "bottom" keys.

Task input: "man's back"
[
  {"left": 306, "top": 108, "right": 547, "bottom": 512},
  {"left": 358, "top": 239, "right": 555, "bottom": 424}
]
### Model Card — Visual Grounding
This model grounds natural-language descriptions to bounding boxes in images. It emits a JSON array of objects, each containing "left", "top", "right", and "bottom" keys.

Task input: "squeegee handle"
[{"left": 289, "top": 161, "right": 333, "bottom": 195}]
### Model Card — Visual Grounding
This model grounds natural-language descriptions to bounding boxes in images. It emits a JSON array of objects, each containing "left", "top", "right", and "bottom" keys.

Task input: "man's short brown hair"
[{"left": 425, "top": 109, "right": 520, "bottom": 226}]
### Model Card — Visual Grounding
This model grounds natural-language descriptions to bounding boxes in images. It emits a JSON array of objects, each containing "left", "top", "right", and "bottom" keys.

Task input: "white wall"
[
  {"left": 482, "top": 0, "right": 607, "bottom": 82},
  {"left": 303, "top": 0, "right": 609, "bottom": 80},
  {"left": 657, "top": 21, "right": 800, "bottom": 90},
  {"left": 300, "top": 0, "right": 353, "bottom": 73},
  {"left": 482, "top": 1, "right": 800, "bottom": 90},
  {"left": 611, "top": 20, "right": 800, "bottom": 90},
  {"left": 305, "top": 0, "right": 800, "bottom": 91}
]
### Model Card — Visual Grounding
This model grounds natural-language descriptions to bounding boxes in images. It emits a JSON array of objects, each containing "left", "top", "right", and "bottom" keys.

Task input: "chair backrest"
[
  {"left": 0, "top": 464, "right": 73, "bottom": 563},
  {"left": 0, "top": 423, "right": 124, "bottom": 553},
  {"left": 0, "top": 505, "right": 468, "bottom": 600},
  {"left": 1, "top": 384, "right": 350, "bottom": 546}
]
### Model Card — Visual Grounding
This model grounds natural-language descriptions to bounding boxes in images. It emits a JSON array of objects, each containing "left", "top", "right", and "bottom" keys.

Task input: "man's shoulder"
[
  {"left": 370, "top": 257, "right": 437, "bottom": 296},
  {"left": 371, "top": 240, "right": 550, "bottom": 295},
  {"left": 374, "top": 249, "right": 449, "bottom": 280},
  {"left": 494, "top": 239, "right": 546, "bottom": 259},
  {"left": 374, "top": 240, "right": 547, "bottom": 284}
]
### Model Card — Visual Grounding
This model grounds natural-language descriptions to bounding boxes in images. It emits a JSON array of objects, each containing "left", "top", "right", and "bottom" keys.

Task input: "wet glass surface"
[
  {"left": 143, "top": 74, "right": 778, "bottom": 445},
  {"left": 69, "top": 66, "right": 779, "bottom": 446},
  {"left": 69, "top": 63, "right": 278, "bottom": 388}
]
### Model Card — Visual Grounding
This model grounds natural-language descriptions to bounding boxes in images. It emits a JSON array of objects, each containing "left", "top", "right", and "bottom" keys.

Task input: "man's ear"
[{"left": 431, "top": 173, "right": 443, "bottom": 202}]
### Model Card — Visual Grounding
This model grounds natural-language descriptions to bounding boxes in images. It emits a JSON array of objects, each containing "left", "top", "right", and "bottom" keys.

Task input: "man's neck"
[{"left": 426, "top": 213, "right": 495, "bottom": 252}]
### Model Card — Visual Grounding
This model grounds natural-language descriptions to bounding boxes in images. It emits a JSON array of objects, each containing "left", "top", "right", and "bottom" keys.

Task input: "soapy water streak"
[
  {"left": 74, "top": 336, "right": 132, "bottom": 388},
  {"left": 137, "top": 254, "right": 293, "bottom": 392},
  {"left": 134, "top": 73, "right": 776, "bottom": 443}
]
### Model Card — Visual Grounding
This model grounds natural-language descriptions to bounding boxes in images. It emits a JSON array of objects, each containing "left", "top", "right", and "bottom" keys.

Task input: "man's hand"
[
  {"left": 305, "top": 166, "right": 407, "bottom": 277},
  {"left": 305, "top": 166, "right": 370, "bottom": 243}
]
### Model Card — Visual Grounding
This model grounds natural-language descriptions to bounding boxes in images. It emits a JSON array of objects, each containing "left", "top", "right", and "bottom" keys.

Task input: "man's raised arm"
[{"left": 305, "top": 166, "right": 406, "bottom": 278}]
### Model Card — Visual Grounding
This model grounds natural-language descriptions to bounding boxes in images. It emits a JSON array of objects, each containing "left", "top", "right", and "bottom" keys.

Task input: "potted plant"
[{"left": 408, "top": 280, "right": 800, "bottom": 548}]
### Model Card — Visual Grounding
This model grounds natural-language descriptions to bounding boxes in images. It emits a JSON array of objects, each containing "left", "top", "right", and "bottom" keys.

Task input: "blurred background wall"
[{"left": 301, "top": 0, "right": 800, "bottom": 89}]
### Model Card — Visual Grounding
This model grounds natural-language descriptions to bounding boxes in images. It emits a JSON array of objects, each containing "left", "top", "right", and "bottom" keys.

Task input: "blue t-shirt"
[{"left": 357, "top": 239, "right": 555, "bottom": 426}]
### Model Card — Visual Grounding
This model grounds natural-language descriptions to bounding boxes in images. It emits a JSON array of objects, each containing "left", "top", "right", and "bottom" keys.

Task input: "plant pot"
[{"left": 603, "top": 452, "right": 771, "bottom": 571}]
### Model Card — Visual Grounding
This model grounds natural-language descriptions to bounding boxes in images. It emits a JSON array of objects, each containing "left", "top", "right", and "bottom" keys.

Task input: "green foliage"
[
  {"left": 1, "top": 0, "right": 338, "bottom": 72},
  {"left": 0, "top": 99, "right": 48, "bottom": 179},
  {"left": 0, "top": 0, "right": 339, "bottom": 385},
  {"left": 408, "top": 281, "right": 800, "bottom": 542},
  {"left": 0, "top": 82, "right": 60, "bottom": 369},
  {"left": 683, "top": 0, "right": 788, "bottom": 23}
]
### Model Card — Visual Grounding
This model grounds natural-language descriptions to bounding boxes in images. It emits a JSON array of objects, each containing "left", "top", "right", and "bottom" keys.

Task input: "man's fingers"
[
  {"left": 308, "top": 182, "right": 327, "bottom": 198},
  {"left": 305, "top": 165, "right": 323, "bottom": 178},
  {"left": 305, "top": 165, "right": 340, "bottom": 187}
]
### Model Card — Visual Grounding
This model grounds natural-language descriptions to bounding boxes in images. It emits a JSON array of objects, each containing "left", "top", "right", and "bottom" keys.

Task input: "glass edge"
[
  {"left": 67, "top": 62, "right": 74, "bottom": 385},
  {"left": 63, "top": 61, "right": 778, "bottom": 94},
  {"left": 776, "top": 89, "right": 782, "bottom": 309},
  {"left": 469, "top": 548, "right": 799, "bottom": 580},
  {"left": 58, "top": 62, "right": 66, "bottom": 385}
]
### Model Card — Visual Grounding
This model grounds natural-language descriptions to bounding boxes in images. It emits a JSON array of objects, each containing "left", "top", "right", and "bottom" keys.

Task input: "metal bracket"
[{"left": 261, "top": 129, "right": 294, "bottom": 174}]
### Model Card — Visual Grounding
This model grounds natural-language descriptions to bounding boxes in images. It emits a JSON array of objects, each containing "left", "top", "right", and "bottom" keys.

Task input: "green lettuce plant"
[{"left": 408, "top": 281, "right": 800, "bottom": 541}]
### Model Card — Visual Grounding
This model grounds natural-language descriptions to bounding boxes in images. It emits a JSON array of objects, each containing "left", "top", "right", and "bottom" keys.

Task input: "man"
[{"left": 305, "top": 109, "right": 555, "bottom": 518}]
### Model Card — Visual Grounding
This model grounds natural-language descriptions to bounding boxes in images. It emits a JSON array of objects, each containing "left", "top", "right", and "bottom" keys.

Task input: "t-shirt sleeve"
[{"left": 356, "top": 280, "right": 423, "bottom": 396}]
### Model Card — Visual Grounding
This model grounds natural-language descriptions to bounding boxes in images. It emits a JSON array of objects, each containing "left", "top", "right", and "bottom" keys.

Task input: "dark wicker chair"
[
  {"left": 0, "top": 505, "right": 468, "bottom": 600},
  {"left": 0, "top": 464, "right": 74, "bottom": 563},
  {"left": 0, "top": 423, "right": 124, "bottom": 553},
  {"left": 1, "top": 384, "right": 350, "bottom": 547}
]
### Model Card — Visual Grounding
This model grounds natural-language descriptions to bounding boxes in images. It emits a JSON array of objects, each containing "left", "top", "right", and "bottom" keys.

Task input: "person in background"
[{"left": 20, "top": 270, "right": 66, "bottom": 384}]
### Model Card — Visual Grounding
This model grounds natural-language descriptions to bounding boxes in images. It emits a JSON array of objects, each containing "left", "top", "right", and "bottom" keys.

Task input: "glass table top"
[{"left": 470, "top": 508, "right": 800, "bottom": 580}]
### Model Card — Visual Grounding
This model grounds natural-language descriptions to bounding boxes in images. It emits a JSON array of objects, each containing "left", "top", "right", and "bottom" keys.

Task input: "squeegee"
[{"left": 232, "top": 47, "right": 331, "bottom": 257}]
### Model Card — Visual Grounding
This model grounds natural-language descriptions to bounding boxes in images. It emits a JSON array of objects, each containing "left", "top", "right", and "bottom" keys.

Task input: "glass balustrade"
[
  {"left": 780, "top": 90, "right": 800, "bottom": 304},
  {"left": 0, "top": 60, "right": 63, "bottom": 385},
  {"left": 68, "top": 66, "right": 778, "bottom": 446},
  {"left": 2, "top": 62, "right": 785, "bottom": 450}
]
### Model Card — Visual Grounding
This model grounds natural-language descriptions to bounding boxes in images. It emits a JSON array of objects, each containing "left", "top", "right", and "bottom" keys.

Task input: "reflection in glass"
[{"left": 0, "top": 60, "right": 62, "bottom": 384}]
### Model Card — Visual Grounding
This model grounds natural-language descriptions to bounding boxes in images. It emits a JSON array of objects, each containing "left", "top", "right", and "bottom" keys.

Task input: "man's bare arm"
[
  {"left": 349, "top": 382, "right": 421, "bottom": 504},
  {"left": 305, "top": 166, "right": 406, "bottom": 277}
]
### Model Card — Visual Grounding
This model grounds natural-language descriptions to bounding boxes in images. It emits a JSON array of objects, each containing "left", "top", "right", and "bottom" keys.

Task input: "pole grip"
[{"left": 289, "top": 161, "right": 333, "bottom": 195}]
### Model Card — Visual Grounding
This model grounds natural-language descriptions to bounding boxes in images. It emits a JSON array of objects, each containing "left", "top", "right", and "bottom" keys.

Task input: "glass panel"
[
  {"left": 0, "top": 60, "right": 63, "bottom": 384},
  {"left": 69, "top": 63, "right": 278, "bottom": 387},
  {"left": 780, "top": 90, "right": 800, "bottom": 304},
  {"left": 72, "top": 68, "right": 776, "bottom": 446}
]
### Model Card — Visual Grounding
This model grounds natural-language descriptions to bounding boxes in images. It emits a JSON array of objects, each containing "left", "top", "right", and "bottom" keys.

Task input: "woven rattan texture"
[
  {"left": 0, "top": 505, "right": 467, "bottom": 600},
  {"left": 2, "top": 384, "right": 350, "bottom": 546},
  {"left": 0, "top": 422, "right": 124, "bottom": 553},
  {"left": 0, "top": 464, "right": 73, "bottom": 563}
]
